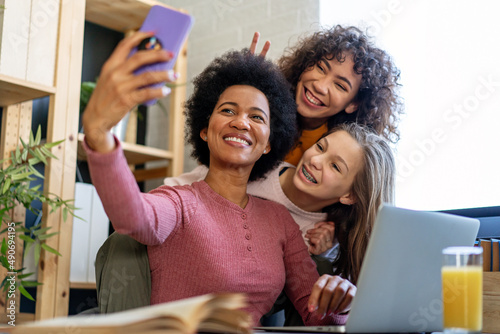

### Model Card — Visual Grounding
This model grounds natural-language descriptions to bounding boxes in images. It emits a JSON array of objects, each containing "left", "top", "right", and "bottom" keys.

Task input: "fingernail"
[
  {"left": 162, "top": 86, "right": 171, "bottom": 96},
  {"left": 167, "top": 69, "right": 179, "bottom": 81},
  {"left": 308, "top": 304, "right": 316, "bottom": 313},
  {"left": 165, "top": 50, "right": 174, "bottom": 58}
]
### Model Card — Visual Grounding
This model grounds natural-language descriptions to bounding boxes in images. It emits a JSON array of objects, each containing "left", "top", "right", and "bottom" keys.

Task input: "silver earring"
[
  {"left": 263, "top": 149, "right": 267, "bottom": 153},
  {"left": 204, "top": 136, "right": 207, "bottom": 140}
]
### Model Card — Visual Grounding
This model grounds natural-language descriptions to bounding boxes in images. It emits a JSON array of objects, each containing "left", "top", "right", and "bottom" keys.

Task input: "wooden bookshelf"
[{"left": 0, "top": 0, "right": 188, "bottom": 321}]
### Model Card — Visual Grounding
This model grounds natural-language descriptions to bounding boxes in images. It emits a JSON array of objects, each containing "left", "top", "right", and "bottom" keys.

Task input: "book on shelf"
[
  {"left": 476, "top": 238, "right": 500, "bottom": 272},
  {"left": 11, "top": 293, "right": 252, "bottom": 334},
  {"left": 479, "top": 238, "right": 492, "bottom": 271},
  {"left": 491, "top": 238, "right": 500, "bottom": 272}
]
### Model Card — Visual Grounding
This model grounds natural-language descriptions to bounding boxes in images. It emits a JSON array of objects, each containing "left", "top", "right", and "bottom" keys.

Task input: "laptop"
[{"left": 256, "top": 204, "right": 480, "bottom": 333}]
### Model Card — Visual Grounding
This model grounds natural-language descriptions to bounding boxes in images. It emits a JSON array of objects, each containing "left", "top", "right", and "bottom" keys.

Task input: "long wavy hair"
[
  {"left": 323, "top": 123, "right": 395, "bottom": 284},
  {"left": 278, "top": 25, "right": 404, "bottom": 143}
]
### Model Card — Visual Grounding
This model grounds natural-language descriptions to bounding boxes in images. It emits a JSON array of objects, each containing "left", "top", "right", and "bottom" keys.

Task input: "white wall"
[
  {"left": 320, "top": 0, "right": 500, "bottom": 211},
  {"left": 146, "top": 0, "right": 320, "bottom": 189}
]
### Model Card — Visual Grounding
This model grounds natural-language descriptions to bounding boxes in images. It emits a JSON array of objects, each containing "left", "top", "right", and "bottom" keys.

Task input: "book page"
[{"left": 14, "top": 293, "right": 249, "bottom": 334}]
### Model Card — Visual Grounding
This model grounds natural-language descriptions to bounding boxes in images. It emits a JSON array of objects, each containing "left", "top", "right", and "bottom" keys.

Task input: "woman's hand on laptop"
[{"left": 308, "top": 275, "right": 356, "bottom": 318}]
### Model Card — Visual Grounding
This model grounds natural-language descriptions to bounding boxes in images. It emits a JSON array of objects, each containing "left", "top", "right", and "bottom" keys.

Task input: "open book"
[{"left": 13, "top": 293, "right": 252, "bottom": 334}]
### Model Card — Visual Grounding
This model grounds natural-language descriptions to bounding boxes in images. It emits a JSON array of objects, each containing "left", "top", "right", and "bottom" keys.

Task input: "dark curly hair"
[
  {"left": 185, "top": 50, "right": 298, "bottom": 181},
  {"left": 278, "top": 25, "right": 403, "bottom": 143}
]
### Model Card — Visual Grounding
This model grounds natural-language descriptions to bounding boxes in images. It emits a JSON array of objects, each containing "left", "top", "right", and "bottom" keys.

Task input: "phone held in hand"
[{"left": 129, "top": 5, "right": 194, "bottom": 106}]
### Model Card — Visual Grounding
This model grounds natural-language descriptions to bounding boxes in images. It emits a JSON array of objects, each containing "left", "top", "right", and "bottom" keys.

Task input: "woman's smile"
[
  {"left": 304, "top": 87, "right": 325, "bottom": 107},
  {"left": 223, "top": 134, "right": 252, "bottom": 146},
  {"left": 202, "top": 85, "right": 271, "bottom": 167},
  {"left": 301, "top": 165, "right": 318, "bottom": 184}
]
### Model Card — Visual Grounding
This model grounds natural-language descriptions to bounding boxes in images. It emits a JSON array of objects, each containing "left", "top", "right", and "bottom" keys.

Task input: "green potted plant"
[{"left": 0, "top": 126, "right": 77, "bottom": 301}]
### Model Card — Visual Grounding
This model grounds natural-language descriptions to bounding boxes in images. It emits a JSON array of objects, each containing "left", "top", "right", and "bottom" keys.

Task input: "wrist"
[{"left": 84, "top": 128, "right": 116, "bottom": 153}]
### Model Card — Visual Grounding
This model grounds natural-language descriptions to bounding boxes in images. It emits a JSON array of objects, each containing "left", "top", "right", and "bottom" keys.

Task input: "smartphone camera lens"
[{"left": 138, "top": 36, "right": 163, "bottom": 51}]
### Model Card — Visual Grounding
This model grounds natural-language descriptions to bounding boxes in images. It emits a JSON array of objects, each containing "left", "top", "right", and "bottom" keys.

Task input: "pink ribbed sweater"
[{"left": 84, "top": 139, "right": 346, "bottom": 326}]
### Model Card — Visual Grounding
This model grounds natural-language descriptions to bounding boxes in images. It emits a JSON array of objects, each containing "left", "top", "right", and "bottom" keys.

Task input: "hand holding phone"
[{"left": 129, "top": 6, "right": 194, "bottom": 106}]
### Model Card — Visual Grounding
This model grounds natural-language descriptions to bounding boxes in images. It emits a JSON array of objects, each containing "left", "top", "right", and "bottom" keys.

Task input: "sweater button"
[
  {"left": 241, "top": 213, "right": 247, "bottom": 219},
  {"left": 247, "top": 246, "right": 252, "bottom": 251},
  {"left": 243, "top": 224, "right": 249, "bottom": 229},
  {"left": 245, "top": 234, "right": 251, "bottom": 240}
]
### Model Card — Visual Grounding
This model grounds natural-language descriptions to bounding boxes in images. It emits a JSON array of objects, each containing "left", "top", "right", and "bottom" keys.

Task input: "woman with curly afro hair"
[
  {"left": 252, "top": 25, "right": 403, "bottom": 166},
  {"left": 185, "top": 47, "right": 298, "bottom": 181},
  {"left": 83, "top": 32, "right": 356, "bottom": 326}
]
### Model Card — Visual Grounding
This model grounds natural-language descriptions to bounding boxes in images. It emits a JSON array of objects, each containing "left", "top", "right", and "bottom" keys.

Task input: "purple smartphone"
[{"left": 129, "top": 5, "right": 194, "bottom": 106}]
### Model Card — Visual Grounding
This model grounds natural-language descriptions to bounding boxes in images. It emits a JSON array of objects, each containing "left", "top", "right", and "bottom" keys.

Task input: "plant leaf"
[
  {"left": 35, "top": 148, "right": 47, "bottom": 165},
  {"left": 72, "top": 213, "right": 86, "bottom": 222},
  {"left": 24, "top": 241, "right": 33, "bottom": 259},
  {"left": 33, "top": 226, "right": 52, "bottom": 236},
  {"left": 18, "top": 272, "right": 34, "bottom": 280},
  {"left": 20, "top": 137, "right": 28, "bottom": 149},
  {"left": 21, "top": 147, "right": 28, "bottom": 161},
  {"left": 16, "top": 226, "right": 31, "bottom": 234},
  {"left": 0, "top": 275, "right": 7, "bottom": 289},
  {"left": 19, "top": 234, "right": 34, "bottom": 244},
  {"left": 40, "top": 146, "right": 57, "bottom": 159},
  {"left": 0, "top": 255, "right": 9, "bottom": 269},
  {"left": 2, "top": 177, "right": 11, "bottom": 194},
  {"left": 29, "top": 130, "right": 35, "bottom": 147},
  {"left": 1, "top": 238, "right": 7, "bottom": 255},
  {"left": 11, "top": 171, "right": 32, "bottom": 181},
  {"left": 34, "top": 125, "right": 42, "bottom": 146},
  {"left": 28, "top": 165, "right": 44, "bottom": 179},
  {"left": 44, "top": 139, "right": 64, "bottom": 149},
  {"left": 34, "top": 242, "right": 41, "bottom": 265},
  {"left": 41, "top": 243, "right": 62, "bottom": 256},
  {"left": 62, "top": 207, "right": 68, "bottom": 222},
  {"left": 28, "top": 157, "right": 41, "bottom": 165},
  {"left": 20, "top": 280, "right": 42, "bottom": 287},
  {"left": 37, "top": 232, "right": 59, "bottom": 240},
  {"left": 18, "top": 284, "right": 35, "bottom": 301},
  {"left": 15, "top": 145, "right": 21, "bottom": 162}
]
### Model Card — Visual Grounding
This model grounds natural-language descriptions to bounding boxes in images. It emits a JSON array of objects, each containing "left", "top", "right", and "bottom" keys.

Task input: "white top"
[{"left": 164, "top": 163, "right": 338, "bottom": 260}]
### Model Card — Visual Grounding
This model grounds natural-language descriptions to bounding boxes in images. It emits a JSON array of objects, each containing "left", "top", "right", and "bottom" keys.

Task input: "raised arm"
[
  {"left": 82, "top": 32, "right": 183, "bottom": 245},
  {"left": 83, "top": 31, "right": 173, "bottom": 153}
]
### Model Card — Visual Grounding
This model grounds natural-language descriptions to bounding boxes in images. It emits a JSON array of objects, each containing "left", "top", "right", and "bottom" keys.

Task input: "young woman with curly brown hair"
[{"left": 252, "top": 25, "right": 403, "bottom": 166}]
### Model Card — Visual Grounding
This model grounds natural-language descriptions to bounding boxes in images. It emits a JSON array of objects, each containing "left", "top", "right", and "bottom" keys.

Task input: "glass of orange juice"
[{"left": 442, "top": 246, "right": 482, "bottom": 334}]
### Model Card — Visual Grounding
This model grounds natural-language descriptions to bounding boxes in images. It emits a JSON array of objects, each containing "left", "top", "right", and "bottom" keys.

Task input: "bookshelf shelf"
[
  {"left": 69, "top": 282, "right": 97, "bottom": 290},
  {"left": 77, "top": 133, "right": 173, "bottom": 165},
  {"left": 0, "top": 75, "right": 55, "bottom": 107},
  {"left": 85, "top": 0, "right": 179, "bottom": 33}
]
